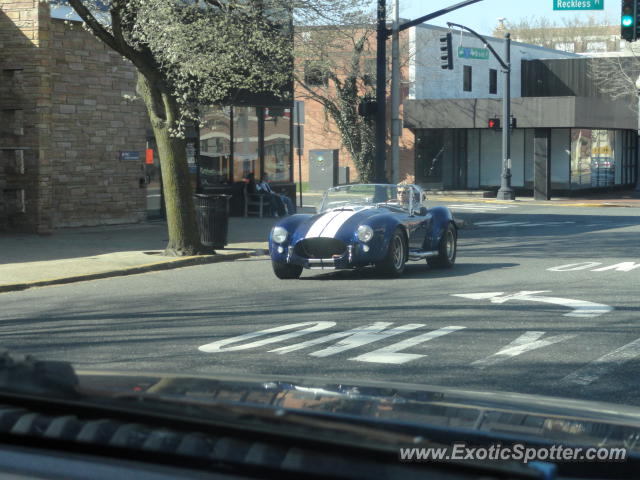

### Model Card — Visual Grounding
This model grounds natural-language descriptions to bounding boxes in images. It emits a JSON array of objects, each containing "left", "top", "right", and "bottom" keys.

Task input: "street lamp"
[{"left": 634, "top": 74, "right": 640, "bottom": 197}]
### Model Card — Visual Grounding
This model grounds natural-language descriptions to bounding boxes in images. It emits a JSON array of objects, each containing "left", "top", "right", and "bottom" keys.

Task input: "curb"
[{"left": 0, "top": 248, "right": 269, "bottom": 294}]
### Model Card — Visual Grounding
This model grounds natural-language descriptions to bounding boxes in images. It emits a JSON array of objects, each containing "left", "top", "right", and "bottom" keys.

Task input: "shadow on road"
[{"left": 298, "top": 262, "right": 519, "bottom": 281}]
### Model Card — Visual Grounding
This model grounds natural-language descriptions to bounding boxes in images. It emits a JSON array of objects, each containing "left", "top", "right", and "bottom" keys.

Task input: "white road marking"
[
  {"left": 309, "top": 323, "right": 425, "bottom": 358},
  {"left": 548, "top": 261, "right": 640, "bottom": 273},
  {"left": 472, "top": 331, "right": 577, "bottom": 368},
  {"left": 561, "top": 338, "right": 640, "bottom": 386},
  {"left": 198, "top": 322, "right": 335, "bottom": 353},
  {"left": 547, "top": 262, "right": 603, "bottom": 272},
  {"left": 592, "top": 262, "right": 640, "bottom": 272},
  {"left": 452, "top": 291, "right": 613, "bottom": 318},
  {"left": 475, "top": 221, "right": 575, "bottom": 228},
  {"left": 269, "top": 322, "right": 423, "bottom": 355},
  {"left": 447, "top": 203, "right": 516, "bottom": 212},
  {"left": 352, "top": 326, "right": 466, "bottom": 364}
]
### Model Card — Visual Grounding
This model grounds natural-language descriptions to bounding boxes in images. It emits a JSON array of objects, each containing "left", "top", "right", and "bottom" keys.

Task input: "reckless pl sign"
[{"left": 554, "top": 0, "right": 604, "bottom": 9}]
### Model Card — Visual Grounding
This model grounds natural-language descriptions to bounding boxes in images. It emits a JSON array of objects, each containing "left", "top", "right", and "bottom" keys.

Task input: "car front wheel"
[
  {"left": 375, "top": 229, "right": 406, "bottom": 277},
  {"left": 272, "top": 261, "right": 303, "bottom": 279},
  {"left": 427, "top": 223, "right": 457, "bottom": 268}
]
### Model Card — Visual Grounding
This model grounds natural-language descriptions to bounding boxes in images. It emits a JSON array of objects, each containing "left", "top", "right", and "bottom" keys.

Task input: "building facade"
[
  {"left": 1, "top": 0, "right": 148, "bottom": 232},
  {"left": 295, "top": 24, "right": 601, "bottom": 194},
  {"left": 1, "top": 0, "right": 294, "bottom": 231},
  {"left": 404, "top": 47, "right": 639, "bottom": 194}
]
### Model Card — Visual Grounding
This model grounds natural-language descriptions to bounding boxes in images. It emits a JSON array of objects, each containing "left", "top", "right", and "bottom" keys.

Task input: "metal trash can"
[{"left": 194, "top": 194, "right": 230, "bottom": 249}]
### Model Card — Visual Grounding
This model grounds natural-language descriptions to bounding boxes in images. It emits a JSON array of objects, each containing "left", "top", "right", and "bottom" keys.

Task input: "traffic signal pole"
[
  {"left": 377, "top": 0, "right": 484, "bottom": 184},
  {"left": 447, "top": 22, "right": 514, "bottom": 200},
  {"left": 375, "top": 0, "right": 387, "bottom": 183},
  {"left": 498, "top": 33, "right": 515, "bottom": 200}
]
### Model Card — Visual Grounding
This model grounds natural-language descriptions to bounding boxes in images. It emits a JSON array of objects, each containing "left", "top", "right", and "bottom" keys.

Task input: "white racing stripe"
[
  {"left": 306, "top": 209, "right": 360, "bottom": 238},
  {"left": 305, "top": 211, "right": 342, "bottom": 238},
  {"left": 321, "top": 210, "right": 360, "bottom": 238}
]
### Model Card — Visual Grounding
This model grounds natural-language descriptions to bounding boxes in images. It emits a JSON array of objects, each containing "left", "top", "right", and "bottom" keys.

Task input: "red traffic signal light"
[{"left": 488, "top": 117, "right": 500, "bottom": 129}]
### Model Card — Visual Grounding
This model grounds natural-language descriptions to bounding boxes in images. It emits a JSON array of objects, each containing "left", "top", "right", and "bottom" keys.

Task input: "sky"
[{"left": 399, "top": 0, "right": 618, "bottom": 36}]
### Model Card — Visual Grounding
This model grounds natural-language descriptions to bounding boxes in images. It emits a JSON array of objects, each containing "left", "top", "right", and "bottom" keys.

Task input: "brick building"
[
  {"left": 0, "top": 0, "right": 148, "bottom": 233},
  {"left": 295, "top": 24, "right": 592, "bottom": 193}
]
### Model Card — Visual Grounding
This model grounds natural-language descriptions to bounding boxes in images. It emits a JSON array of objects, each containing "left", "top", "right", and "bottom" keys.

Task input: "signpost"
[
  {"left": 457, "top": 46, "right": 490, "bottom": 60},
  {"left": 553, "top": 0, "right": 604, "bottom": 10}
]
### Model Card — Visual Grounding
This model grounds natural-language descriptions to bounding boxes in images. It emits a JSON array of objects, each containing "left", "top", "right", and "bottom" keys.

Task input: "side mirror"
[{"left": 418, "top": 206, "right": 428, "bottom": 216}]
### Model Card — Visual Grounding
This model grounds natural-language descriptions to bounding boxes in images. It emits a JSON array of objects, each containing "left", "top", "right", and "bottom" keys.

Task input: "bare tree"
[
  {"left": 587, "top": 55, "right": 640, "bottom": 109},
  {"left": 493, "top": 15, "right": 618, "bottom": 53},
  {"left": 294, "top": 19, "right": 413, "bottom": 183}
]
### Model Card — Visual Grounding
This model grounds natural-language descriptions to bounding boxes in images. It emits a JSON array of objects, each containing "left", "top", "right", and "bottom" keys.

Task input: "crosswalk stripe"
[
  {"left": 475, "top": 221, "right": 576, "bottom": 228},
  {"left": 447, "top": 204, "right": 516, "bottom": 211},
  {"left": 560, "top": 337, "right": 640, "bottom": 386}
]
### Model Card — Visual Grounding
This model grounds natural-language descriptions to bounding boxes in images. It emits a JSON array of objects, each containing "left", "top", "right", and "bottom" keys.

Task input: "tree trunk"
[{"left": 137, "top": 73, "right": 205, "bottom": 256}]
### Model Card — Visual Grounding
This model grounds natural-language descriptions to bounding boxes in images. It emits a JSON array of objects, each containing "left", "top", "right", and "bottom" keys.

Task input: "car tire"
[
  {"left": 375, "top": 228, "right": 406, "bottom": 277},
  {"left": 427, "top": 223, "right": 457, "bottom": 269},
  {"left": 272, "top": 261, "right": 303, "bottom": 279}
]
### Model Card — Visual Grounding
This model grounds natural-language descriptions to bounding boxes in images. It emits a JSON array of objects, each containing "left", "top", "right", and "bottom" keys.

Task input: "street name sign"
[
  {"left": 554, "top": 0, "right": 604, "bottom": 10},
  {"left": 457, "top": 46, "right": 490, "bottom": 60}
]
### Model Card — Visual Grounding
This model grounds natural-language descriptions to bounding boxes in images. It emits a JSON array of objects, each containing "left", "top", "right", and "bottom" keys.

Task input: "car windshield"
[
  {"left": 4, "top": 0, "right": 640, "bottom": 475},
  {"left": 319, "top": 184, "right": 418, "bottom": 212}
]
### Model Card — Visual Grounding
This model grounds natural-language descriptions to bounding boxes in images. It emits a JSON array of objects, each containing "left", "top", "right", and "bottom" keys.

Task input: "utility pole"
[
  {"left": 390, "top": 0, "right": 400, "bottom": 183},
  {"left": 379, "top": 0, "right": 484, "bottom": 184},
  {"left": 375, "top": 0, "right": 387, "bottom": 183},
  {"left": 447, "top": 22, "right": 514, "bottom": 200},
  {"left": 635, "top": 75, "right": 640, "bottom": 197},
  {"left": 497, "top": 32, "right": 515, "bottom": 200}
]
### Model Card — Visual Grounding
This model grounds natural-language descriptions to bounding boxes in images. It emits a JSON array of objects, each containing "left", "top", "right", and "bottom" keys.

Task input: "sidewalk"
[
  {"left": 427, "top": 191, "right": 640, "bottom": 208},
  {"left": 2, "top": 192, "right": 637, "bottom": 293},
  {"left": 0, "top": 217, "right": 277, "bottom": 293}
]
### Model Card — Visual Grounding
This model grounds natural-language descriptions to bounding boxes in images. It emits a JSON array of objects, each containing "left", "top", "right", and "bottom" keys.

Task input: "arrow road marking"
[
  {"left": 452, "top": 291, "right": 613, "bottom": 318},
  {"left": 561, "top": 337, "right": 640, "bottom": 386},
  {"left": 472, "top": 331, "right": 577, "bottom": 368}
]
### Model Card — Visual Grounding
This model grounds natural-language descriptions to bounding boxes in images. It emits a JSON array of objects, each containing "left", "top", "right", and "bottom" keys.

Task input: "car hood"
[
  {"left": 74, "top": 370, "right": 640, "bottom": 452},
  {"left": 291, "top": 207, "right": 385, "bottom": 243}
]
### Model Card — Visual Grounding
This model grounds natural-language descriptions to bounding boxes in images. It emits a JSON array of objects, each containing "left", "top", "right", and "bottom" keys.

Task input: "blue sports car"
[{"left": 269, "top": 184, "right": 457, "bottom": 279}]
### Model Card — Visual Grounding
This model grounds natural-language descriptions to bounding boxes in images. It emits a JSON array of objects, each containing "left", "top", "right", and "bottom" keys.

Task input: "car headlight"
[
  {"left": 272, "top": 226, "right": 288, "bottom": 244},
  {"left": 356, "top": 225, "right": 374, "bottom": 243}
]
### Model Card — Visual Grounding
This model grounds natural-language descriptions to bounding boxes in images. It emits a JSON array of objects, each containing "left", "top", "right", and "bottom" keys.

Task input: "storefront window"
[
  {"left": 233, "top": 107, "right": 259, "bottom": 182},
  {"left": 570, "top": 129, "right": 616, "bottom": 188},
  {"left": 415, "top": 129, "right": 445, "bottom": 184},
  {"left": 263, "top": 107, "right": 291, "bottom": 181},
  {"left": 199, "top": 106, "right": 231, "bottom": 185}
]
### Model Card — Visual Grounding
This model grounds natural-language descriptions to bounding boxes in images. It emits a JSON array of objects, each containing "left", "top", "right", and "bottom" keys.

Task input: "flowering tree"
[{"left": 65, "top": 0, "right": 293, "bottom": 255}]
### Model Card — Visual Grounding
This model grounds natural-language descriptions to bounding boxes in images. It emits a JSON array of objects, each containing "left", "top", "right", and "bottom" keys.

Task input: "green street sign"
[
  {"left": 457, "top": 46, "right": 490, "bottom": 60},
  {"left": 553, "top": 0, "right": 604, "bottom": 10}
]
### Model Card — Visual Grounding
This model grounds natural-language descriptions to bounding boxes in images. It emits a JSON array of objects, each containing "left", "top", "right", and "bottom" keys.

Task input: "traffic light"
[
  {"left": 440, "top": 33, "right": 453, "bottom": 70},
  {"left": 488, "top": 117, "right": 500, "bottom": 130},
  {"left": 621, "top": 0, "right": 637, "bottom": 42}
]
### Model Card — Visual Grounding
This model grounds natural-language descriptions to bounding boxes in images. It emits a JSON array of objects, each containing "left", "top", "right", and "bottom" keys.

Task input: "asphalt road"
[{"left": 2, "top": 201, "right": 640, "bottom": 407}]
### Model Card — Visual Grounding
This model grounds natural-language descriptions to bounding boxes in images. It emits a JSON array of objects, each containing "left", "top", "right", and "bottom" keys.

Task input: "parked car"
[{"left": 269, "top": 184, "right": 457, "bottom": 279}]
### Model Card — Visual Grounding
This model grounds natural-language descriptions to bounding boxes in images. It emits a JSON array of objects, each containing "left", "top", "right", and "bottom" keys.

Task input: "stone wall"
[
  {"left": 1, "top": 0, "right": 149, "bottom": 232},
  {"left": 49, "top": 18, "right": 148, "bottom": 227},
  {"left": 0, "top": 0, "right": 53, "bottom": 233}
]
